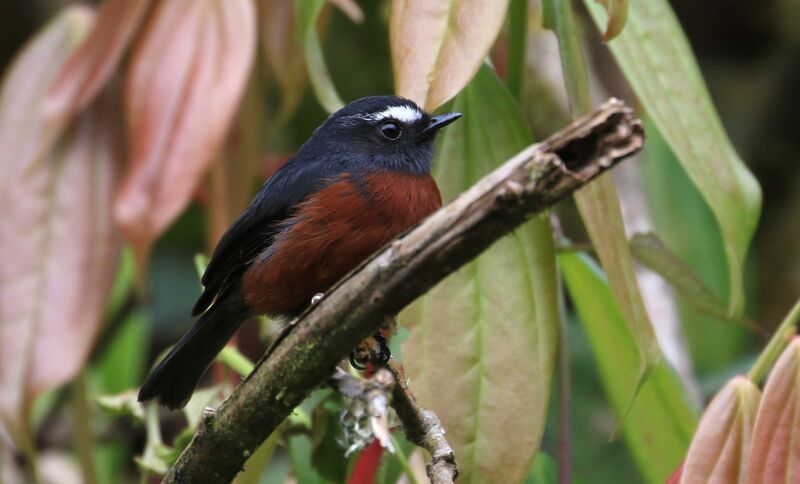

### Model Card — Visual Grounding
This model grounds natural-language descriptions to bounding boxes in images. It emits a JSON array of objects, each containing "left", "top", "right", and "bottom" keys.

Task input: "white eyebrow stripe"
[{"left": 351, "top": 105, "right": 423, "bottom": 124}]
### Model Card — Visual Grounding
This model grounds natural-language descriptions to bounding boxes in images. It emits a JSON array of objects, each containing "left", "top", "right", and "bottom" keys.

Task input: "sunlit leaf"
[
  {"left": 679, "top": 377, "right": 760, "bottom": 484},
  {"left": 560, "top": 253, "right": 697, "bottom": 484},
  {"left": 259, "top": 0, "right": 307, "bottom": 122},
  {"left": 45, "top": 0, "right": 153, "bottom": 123},
  {"left": 0, "top": 7, "right": 126, "bottom": 448},
  {"left": 595, "top": 0, "right": 628, "bottom": 41},
  {"left": 545, "top": 0, "right": 660, "bottom": 413},
  {"left": 390, "top": 0, "right": 510, "bottom": 110},
  {"left": 294, "top": 0, "right": 344, "bottom": 113},
  {"left": 746, "top": 338, "right": 800, "bottom": 483},
  {"left": 116, "top": 0, "right": 257, "bottom": 269},
  {"left": 402, "top": 65, "right": 558, "bottom": 483},
  {"left": 584, "top": 0, "right": 762, "bottom": 314}
]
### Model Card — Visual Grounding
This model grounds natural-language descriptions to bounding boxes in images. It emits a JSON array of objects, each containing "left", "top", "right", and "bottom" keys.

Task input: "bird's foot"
[{"left": 349, "top": 332, "right": 391, "bottom": 371}]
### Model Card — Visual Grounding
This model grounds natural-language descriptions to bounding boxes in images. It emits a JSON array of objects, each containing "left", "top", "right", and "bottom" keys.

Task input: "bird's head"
[{"left": 310, "top": 96, "right": 462, "bottom": 176}]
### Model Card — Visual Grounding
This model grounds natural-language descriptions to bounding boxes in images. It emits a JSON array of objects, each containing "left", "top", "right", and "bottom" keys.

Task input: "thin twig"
[
  {"left": 163, "top": 99, "right": 644, "bottom": 483},
  {"left": 386, "top": 360, "right": 458, "bottom": 484}
]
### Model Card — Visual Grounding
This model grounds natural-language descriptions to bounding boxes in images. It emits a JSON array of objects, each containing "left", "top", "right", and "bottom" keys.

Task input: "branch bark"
[{"left": 163, "top": 98, "right": 644, "bottom": 483}]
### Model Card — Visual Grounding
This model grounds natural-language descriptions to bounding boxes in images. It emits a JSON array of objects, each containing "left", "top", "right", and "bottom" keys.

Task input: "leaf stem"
[
  {"left": 747, "top": 297, "right": 800, "bottom": 384},
  {"left": 72, "top": 372, "right": 98, "bottom": 484},
  {"left": 217, "top": 346, "right": 256, "bottom": 377},
  {"left": 390, "top": 433, "right": 419, "bottom": 484},
  {"left": 556, "top": 281, "right": 572, "bottom": 484}
]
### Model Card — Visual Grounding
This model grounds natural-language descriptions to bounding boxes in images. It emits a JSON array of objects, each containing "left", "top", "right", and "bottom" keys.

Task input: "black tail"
[{"left": 138, "top": 296, "right": 250, "bottom": 409}]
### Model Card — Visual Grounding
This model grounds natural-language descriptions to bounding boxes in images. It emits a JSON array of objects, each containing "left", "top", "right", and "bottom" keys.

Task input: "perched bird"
[{"left": 138, "top": 96, "right": 462, "bottom": 409}]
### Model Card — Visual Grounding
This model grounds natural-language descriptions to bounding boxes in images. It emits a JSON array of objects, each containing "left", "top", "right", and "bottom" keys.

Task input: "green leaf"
[
  {"left": 294, "top": 0, "right": 344, "bottom": 113},
  {"left": 401, "top": 65, "right": 559, "bottom": 483},
  {"left": 584, "top": 0, "right": 762, "bottom": 314},
  {"left": 629, "top": 232, "right": 751, "bottom": 328},
  {"left": 560, "top": 253, "right": 698, "bottom": 484},
  {"left": 641, "top": 121, "right": 749, "bottom": 373},
  {"left": 544, "top": 0, "right": 661, "bottom": 417},
  {"left": 96, "top": 390, "right": 145, "bottom": 422},
  {"left": 524, "top": 452, "right": 558, "bottom": 484}
]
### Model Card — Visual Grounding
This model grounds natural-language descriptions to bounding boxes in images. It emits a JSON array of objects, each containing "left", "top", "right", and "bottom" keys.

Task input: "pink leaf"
[
  {"left": 390, "top": 0, "right": 510, "bottom": 110},
  {"left": 680, "top": 376, "right": 760, "bottom": 484},
  {"left": 116, "top": 0, "right": 257, "bottom": 268},
  {"left": 745, "top": 338, "right": 800, "bottom": 483},
  {"left": 44, "top": 0, "right": 154, "bottom": 124},
  {"left": 0, "top": 7, "right": 124, "bottom": 448}
]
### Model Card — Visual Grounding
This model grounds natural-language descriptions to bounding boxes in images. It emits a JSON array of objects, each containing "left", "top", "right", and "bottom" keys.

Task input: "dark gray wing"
[{"left": 192, "top": 154, "right": 343, "bottom": 316}]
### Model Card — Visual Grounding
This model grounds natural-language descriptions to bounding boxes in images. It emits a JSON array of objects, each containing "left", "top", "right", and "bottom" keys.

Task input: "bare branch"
[
  {"left": 386, "top": 360, "right": 458, "bottom": 483},
  {"left": 163, "top": 98, "right": 644, "bottom": 483}
]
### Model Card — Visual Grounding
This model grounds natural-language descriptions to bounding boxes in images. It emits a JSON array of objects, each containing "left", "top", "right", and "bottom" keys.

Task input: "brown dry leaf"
[
  {"left": 116, "top": 0, "right": 257, "bottom": 268},
  {"left": 595, "top": 0, "right": 629, "bottom": 41},
  {"left": 390, "top": 0, "right": 510, "bottom": 110},
  {"left": 745, "top": 338, "right": 800, "bottom": 483},
  {"left": 680, "top": 376, "right": 761, "bottom": 484},
  {"left": 45, "top": 0, "right": 153, "bottom": 124},
  {"left": 0, "top": 6, "right": 125, "bottom": 448}
]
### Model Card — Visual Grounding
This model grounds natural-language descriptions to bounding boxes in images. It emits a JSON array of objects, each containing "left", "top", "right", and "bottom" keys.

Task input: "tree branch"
[
  {"left": 163, "top": 98, "right": 644, "bottom": 483},
  {"left": 386, "top": 359, "right": 458, "bottom": 483}
]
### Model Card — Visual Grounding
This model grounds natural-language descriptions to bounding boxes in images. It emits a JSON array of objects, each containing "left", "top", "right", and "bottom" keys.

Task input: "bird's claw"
[{"left": 349, "top": 332, "right": 391, "bottom": 371}]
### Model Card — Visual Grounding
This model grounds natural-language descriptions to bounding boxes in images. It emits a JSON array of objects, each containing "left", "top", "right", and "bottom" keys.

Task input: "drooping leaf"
[
  {"left": 259, "top": 0, "right": 307, "bottom": 122},
  {"left": 595, "top": 0, "right": 629, "bottom": 41},
  {"left": 45, "top": 0, "right": 153, "bottom": 123},
  {"left": 584, "top": 0, "right": 762, "bottom": 314},
  {"left": 679, "top": 377, "right": 760, "bottom": 484},
  {"left": 545, "top": 0, "right": 660, "bottom": 413},
  {"left": 746, "top": 338, "right": 800, "bottom": 483},
  {"left": 328, "top": 0, "right": 364, "bottom": 23},
  {"left": 0, "top": 7, "right": 125, "bottom": 448},
  {"left": 560, "top": 253, "right": 697, "bottom": 484},
  {"left": 642, "top": 120, "right": 748, "bottom": 373},
  {"left": 294, "top": 0, "right": 344, "bottom": 113},
  {"left": 630, "top": 232, "right": 741, "bottom": 325},
  {"left": 116, "top": 0, "right": 257, "bottom": 269},
  {"left": 402, "top": 65, "right": 559, "bottom": 483},
  {"left": 390, "top": 0, "right": 511, "bottom": 110}
]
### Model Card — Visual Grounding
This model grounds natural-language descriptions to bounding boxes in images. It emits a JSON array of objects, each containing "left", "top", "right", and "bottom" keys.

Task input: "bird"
[{"left": 138, "top": 96, "right": 462, "bottom": 409}]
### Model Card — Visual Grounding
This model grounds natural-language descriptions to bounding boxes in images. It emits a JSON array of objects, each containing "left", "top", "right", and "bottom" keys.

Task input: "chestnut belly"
[{"left": 241, "top": 172, "right": 441, "bottom": 316}]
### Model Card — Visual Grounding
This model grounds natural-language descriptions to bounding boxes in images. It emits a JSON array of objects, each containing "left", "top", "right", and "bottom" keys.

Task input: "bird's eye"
[{"left": 380, "top": 122, "right": 402, "bottom": 140}]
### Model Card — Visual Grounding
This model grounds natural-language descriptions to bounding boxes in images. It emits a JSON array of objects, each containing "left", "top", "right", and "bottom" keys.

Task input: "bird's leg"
[{"left": 349, "top": 316, "right": 396, "bottom": 371}]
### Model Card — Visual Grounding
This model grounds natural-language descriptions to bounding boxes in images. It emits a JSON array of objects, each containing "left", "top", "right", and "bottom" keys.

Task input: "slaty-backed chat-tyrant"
[{"left": 138, "top": 96, "right": 462, "bottom": 409}]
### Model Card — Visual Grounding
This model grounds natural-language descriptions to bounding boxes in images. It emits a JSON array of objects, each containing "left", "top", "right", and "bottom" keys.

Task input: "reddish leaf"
[
  {"left": 45, "top": 0, "right": 153, "bottom": 123},
  {"left": 348, "top": 440, "right": 383, "bottom": 484},
  {"left": 391, "top": 0, "right": 510, "bottom": 110},
  {"left": 746, "top": 338, "right": 800, "bottom": 483},
  {"left": 116, "top": 0, "right": 257, "bottom": 268},
  {"left": 0, "top": 6, "right": 124, "bottom": 448},
  {"left": 680, "top": 376, "right": 760, "bottom": 484}
]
